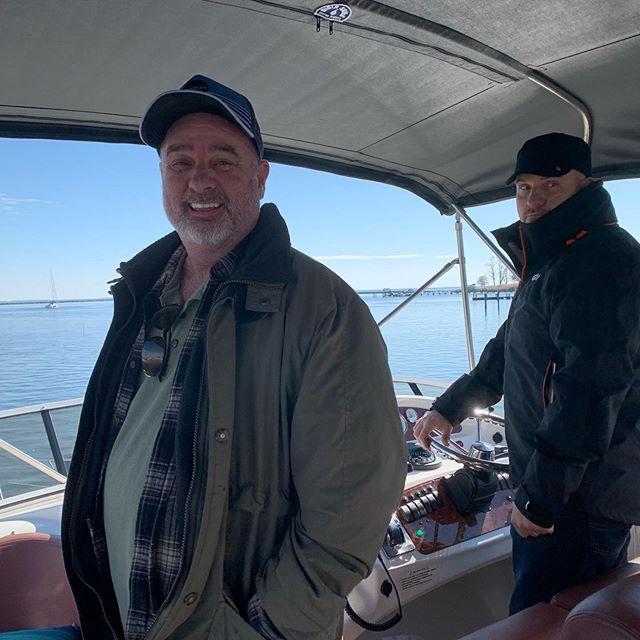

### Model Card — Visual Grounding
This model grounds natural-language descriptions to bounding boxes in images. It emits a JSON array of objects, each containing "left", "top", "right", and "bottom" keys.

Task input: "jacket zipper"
[
  {"left": 145, "top": 278, "right": 249, "bottom": 637},
  {"left": 145, "top": 356, "right": 207, "bottom": 634},
  {"left": 68, "top": 279, "right": 140, "bottom": 640},
  {"left": 178, "top": 358, "right": 207, "bottom": 575},
  {"left": 517, "top": 225, "right": 528, "bottom": 284},
  {"left": 67, "top": 422, "right": 120, "bottom": 639},
  {"left": 86, "top": 516, "right": 120, "bottom": 638},
  {"left": 175, "top": 278, "right": 247, "bottom": 577}
]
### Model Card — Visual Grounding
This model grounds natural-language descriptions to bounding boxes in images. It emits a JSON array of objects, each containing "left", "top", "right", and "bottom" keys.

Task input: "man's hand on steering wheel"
[{"left": 414, "top": 410, "right": 455, "bottom": 448}]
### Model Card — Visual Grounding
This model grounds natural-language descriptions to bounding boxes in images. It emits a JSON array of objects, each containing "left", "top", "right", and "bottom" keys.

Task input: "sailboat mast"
[{"left": 46, "top": 271, "right": 60, "bottom": 309}]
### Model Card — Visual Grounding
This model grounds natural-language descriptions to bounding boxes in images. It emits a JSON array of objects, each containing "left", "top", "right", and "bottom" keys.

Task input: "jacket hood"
[{"left": 491, "top": 181, "right": 617, "bottom": 275}]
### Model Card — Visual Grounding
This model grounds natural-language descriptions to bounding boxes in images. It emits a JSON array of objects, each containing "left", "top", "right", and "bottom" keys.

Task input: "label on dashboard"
[{"left": 399, "top": 565, "right": 437, "bottom": 591}]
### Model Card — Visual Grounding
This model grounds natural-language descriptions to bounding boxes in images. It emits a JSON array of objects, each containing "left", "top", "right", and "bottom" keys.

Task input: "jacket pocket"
[
  {"left": 210, "top": 596, "right": 267, "bottom": 640},
  {"left": 587, "top": 517, "right": 631, "bottom": 557},
  {"left": 541, "top": 360, "right": 556, "bottom": 409}
]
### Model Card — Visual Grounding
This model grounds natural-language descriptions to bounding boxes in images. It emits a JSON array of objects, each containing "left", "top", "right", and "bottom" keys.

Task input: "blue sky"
[{"left": 1, "top": 137, "right": 638, "bottom": 301}]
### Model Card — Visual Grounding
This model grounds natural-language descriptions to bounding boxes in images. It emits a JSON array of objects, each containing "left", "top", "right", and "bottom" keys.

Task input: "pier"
[
  {"left": 358, "top": 287, "right": 515, "bottom": 299},
  {"left": 367, "top": 288, "right": 463, "bottom": 297},
  {"left": 471, "top": 291, "right": 514, "bottom": 301}
]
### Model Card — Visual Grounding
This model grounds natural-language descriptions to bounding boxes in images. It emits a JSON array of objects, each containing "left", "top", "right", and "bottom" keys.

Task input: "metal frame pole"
[
  {"left": 42, "top": 409, "right": 68, "bottom": 475},
  {"left": 0, "top": 436, "right": 67, "bottom": 483},
  {"left": 526, "top": 70, "right": 592, "bottom": 142},
  {"left": 452, "top": 204, "right": 519, "bottom": 278},
  {"left": 377, "top": 259, "right": 459, "bottom": 327},
  {"left": 454, "top": 212, "right": 476, "bottom": 370}
]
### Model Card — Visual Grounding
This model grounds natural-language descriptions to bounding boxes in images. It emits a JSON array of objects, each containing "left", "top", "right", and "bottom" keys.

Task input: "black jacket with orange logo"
[{"left": 434, "top": 182, "right": 640, "bottom": 527}]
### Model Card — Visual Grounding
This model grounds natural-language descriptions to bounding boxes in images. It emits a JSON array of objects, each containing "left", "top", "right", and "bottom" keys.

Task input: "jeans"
[{"left": 509, "top": 508, "right": 631, "bottom": 615}]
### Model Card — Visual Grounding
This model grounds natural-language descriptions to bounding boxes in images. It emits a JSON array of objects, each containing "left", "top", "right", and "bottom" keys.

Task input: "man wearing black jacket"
[{"left": 414, "top": 132, "right": 640, "bottom": 614}]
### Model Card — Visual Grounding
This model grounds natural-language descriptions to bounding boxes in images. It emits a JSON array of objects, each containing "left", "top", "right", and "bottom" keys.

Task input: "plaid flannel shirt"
[{"left": 107, "top": 246, "right": 244, "bottom": 638}]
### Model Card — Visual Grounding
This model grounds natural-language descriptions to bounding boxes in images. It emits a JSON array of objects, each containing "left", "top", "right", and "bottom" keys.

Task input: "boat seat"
[
  {"left": 560, "top": 573, "right": 640, "bottom": 639},
  {"left": 459, "top": 559, "right": 640, "bottom": 640},
  {"left": 551, "top": 559, "right": 640, "bottom": 611},
  {"left": 0, "top": 533, "right": 79, "bottom": 632},
  {"left": 458, "top": 601, "right": 567, "bottom": 640}
]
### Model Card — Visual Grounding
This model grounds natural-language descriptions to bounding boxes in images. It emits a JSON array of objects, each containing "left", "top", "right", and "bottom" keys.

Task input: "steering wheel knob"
[{"left": 469, "top": 440, "right": 495, "bottom": 461}]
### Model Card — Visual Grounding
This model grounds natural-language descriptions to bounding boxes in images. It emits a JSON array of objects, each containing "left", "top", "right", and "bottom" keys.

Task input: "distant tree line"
[{"left": 476, "top": 256, "right": 518, "bottom": 288}]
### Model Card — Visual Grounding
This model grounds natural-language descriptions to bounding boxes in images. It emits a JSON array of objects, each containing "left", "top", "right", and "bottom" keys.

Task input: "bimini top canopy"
[{"left": 1, "top": 0, "right": 639, "bottom": 213}]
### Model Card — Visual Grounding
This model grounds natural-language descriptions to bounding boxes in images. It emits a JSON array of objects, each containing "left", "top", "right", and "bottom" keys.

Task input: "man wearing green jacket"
[{"left": 62, "top": 75, "right": 407, "bottom": 640}]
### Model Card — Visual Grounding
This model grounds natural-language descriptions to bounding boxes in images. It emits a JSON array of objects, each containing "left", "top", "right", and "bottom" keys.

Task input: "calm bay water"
[
  {"left": 0, "top": 293, "right": 510, "bottom": 496},
  {"left": 0, "top": 301, "right": 113, "bottom": 410},
  {"left": 0, "top": 293, "right": 509, "bottom": 411}
]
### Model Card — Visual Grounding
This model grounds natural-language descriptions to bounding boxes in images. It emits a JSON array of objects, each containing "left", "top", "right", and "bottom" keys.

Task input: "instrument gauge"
[
  {"left": 400, "top": 415, "right": 408, "bottom": 434},
  {"left": 405, "top": 408, "right": 418, "bottom": 423}
]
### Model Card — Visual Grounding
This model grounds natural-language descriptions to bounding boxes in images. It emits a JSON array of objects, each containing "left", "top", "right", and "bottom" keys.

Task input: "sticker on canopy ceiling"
[{"left": 314, "top": 4, "right": 352, "bottom": 22}]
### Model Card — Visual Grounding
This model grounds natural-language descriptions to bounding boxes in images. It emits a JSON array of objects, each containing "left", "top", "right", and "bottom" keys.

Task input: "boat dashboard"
[
  {"left": 343, "top": 395, "right": 513, "bottom": 639},
  {"left": 0, "top": 394, "right": 514, "bottom": 639}
]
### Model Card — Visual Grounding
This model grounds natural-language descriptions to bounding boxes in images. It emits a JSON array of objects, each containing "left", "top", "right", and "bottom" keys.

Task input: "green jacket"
[{"left": 62, "top": 204, "right": 407, "bottom": 640}]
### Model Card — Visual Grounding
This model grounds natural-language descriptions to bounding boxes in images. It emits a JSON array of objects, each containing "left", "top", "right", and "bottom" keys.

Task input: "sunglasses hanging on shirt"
[{"left": 141, "top": 304, "right": 182, "bottom": 379}]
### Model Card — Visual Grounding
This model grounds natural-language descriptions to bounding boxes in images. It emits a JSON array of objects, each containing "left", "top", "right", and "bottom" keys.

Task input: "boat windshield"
[{"left": 1, "top": 135, "right": 639, "bottom": 505}]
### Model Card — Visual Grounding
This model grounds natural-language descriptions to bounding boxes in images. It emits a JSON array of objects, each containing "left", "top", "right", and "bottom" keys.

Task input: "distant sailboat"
[{"left": 45, "top": 271, "right": 60, "bottom": 309}]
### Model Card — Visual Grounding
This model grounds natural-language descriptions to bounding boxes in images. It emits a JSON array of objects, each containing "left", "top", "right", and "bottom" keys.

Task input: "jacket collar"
[
  {"left": 491, "top": 181, "right": 617, "bottom": 276},
  {"left": 230, "top": 202, "right": 292, "bottom": 285},
  {"left": 115, "top": 203, "right": 292, "bottom": 300}
]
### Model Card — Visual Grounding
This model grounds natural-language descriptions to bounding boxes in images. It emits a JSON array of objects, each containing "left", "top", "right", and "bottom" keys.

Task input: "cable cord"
[{"left": 344, "top": 553, "right": 403, "bottom": 632}]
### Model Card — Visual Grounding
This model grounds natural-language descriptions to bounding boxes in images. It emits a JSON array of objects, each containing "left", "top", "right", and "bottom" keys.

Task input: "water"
[
  {"left": 0, "top": 293, "right": 510, "bottom": 497},
  {"left": 0, "top": 301, "right": 114, "bottom": 497},
  {"left": 0, "top": 301, "right": 112, "bottom": 409},
  {"left": 370, "top": 293, "right": 507, "bottom": 383},
  {"left": 0, "top": 293, "right": 509, "bottom": 411}
]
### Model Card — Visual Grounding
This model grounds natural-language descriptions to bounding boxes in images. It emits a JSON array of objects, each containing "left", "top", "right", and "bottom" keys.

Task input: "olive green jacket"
[{"left": 62, "top": 204, "right": 407, "bottom": 640}]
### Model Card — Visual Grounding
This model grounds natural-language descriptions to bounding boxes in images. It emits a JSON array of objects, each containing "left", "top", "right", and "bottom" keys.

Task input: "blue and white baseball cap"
[{"left": 140, "top": 74, "right": 264, "bottom": 158}]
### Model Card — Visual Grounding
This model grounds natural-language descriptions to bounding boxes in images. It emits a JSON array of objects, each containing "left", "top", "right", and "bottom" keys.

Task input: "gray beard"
[
  {"left": 171, "top": 215, "right": 235, "bottom": 246},
  {"left": 164, "top": 188, "right": 262, "bottom": 248}
]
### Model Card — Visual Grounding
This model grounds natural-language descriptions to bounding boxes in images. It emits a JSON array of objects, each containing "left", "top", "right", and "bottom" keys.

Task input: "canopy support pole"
[
  {"left": 452, "top": 205, "right": 518, "bottom": 278},
  {"left": 454, "top": 211, "right": 476, "bottom": 370},
  {"left": 377, "top": 259, "right": 459, "bottom": 327}
]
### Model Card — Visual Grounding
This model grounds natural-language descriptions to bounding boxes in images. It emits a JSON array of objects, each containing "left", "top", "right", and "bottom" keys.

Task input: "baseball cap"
[
  {"left": 140, "top": 74, "right": 264, "bottom": 158},
  {"left": 506, "top": 132, "right": 591, "bottom": 184}
]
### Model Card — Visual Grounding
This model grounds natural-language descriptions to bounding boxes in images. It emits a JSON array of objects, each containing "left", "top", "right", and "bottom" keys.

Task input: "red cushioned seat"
[
  {"left": 560, "top": 574, "right": 640, "bottom": 640},
  {"left": 0, "top": 533, "right": 79, "bottom": 632},
  {"left": 459, "top": 560, "right": 640, "bottom": 640},
  {"left": 457, "top": 602, "right": 567, "bottom": 640},
  {"left": 552, "top": 561, "right": 640, "bottom": 611}
]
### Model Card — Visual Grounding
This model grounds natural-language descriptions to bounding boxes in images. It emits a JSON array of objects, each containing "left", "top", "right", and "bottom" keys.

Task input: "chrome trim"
[
  {"left": 0, "top": 398, "right": 83, "bottom": 495},
  {"left": 0, "top": 398, "right": 83, "bottom": 420},
  {"left": 0, "top": 438, "right": 67, "bottom": 483},
  {"left": 392, "top": 376, "right": 451, "bottom": 390},
  {"left": 527, "top": 70, "right": 593, "bottom": 143},
  {"left": 0, "top": 484, "right": 66, "bottom": 514}
]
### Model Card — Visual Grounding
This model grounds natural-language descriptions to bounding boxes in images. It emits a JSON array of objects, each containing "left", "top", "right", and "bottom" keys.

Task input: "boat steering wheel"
[{"left": 428, "top": 430, "right": 509, "bottom": 472}]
